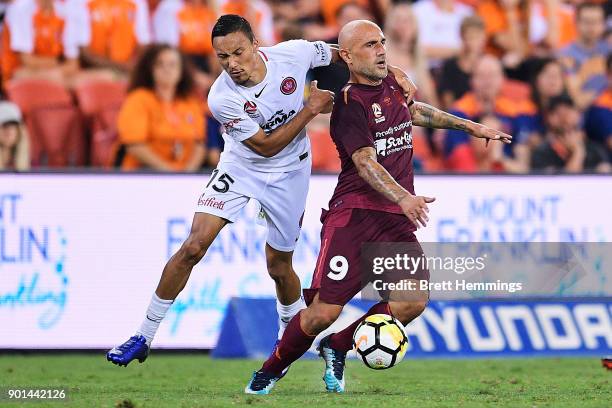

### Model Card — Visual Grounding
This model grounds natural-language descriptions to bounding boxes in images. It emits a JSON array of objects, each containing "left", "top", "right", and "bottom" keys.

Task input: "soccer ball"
[{"left": 353, "top": 314, "right": 408, "bottom": 369}]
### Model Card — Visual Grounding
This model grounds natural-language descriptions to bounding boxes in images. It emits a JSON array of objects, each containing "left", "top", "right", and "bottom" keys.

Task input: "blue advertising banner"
[{"left": 212, "top": 297, "right": 612, "bottom": 359}]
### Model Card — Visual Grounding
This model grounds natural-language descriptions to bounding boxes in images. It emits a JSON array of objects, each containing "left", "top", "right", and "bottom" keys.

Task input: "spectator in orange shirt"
[
  {"left": 153, "top": 0, "right": 218, "bottom": 92},
  {"left": 2, "top": 0, "right": 79, "bottom": 84},
  {"left": 117, "top": 44, "right": 206, "bottom": 171},
  {"left": 530, "top": 0, "right": 577, "bottom": 51},
  {"left": 72, "top": 0, "right": 151, "bottom": 76},
  {"left": 477, "top": 0, "right": 529, "bottom": 69},
  {"left": 444, "top": 55, "right": 536, "bottom": 173}
]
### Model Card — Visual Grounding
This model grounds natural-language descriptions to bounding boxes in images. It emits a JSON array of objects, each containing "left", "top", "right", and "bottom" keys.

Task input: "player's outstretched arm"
[
  {"left": 242, "top": 81, "right": 334, "bottom": 157},
  {"left": 352, "top": 147, "right": 435, "bottom": 228},
  {"left": 409, "top": 101, "right": 513, "bottom": 144}
]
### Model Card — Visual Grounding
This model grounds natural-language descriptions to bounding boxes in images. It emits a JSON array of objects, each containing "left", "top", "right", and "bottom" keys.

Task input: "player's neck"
[
  {"left": 348, "top": 73, "right": 383, "bottom": 87},
  {"left": 242, "top": 53, "right": 267, "bottom": 88}
]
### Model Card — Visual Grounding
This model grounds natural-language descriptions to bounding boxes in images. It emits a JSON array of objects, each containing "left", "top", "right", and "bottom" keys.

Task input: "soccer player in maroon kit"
[{"left": 245, "top": 20, "right": 512, "bottom": 394}]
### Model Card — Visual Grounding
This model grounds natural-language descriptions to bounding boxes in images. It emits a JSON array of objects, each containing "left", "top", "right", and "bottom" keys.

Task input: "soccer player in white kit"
[
  {"left": 106, "top": 15, "right": 416, "bottom": 368},
  {"left": 106, "top": 14, "right": 335, "bottom": 367}
]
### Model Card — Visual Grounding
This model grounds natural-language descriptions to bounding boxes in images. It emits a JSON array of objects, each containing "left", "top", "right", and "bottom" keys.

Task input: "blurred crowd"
[{"left": 0, "top": 0, "right": 610, "bottom": 173}]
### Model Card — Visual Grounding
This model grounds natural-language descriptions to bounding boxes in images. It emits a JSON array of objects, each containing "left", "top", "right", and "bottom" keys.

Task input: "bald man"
[
  {"left": 245, "top": 20, "right": 512, "bottom": 395},
  {"left": 445, "top": 55, "right": 535, "bottom": 172}
]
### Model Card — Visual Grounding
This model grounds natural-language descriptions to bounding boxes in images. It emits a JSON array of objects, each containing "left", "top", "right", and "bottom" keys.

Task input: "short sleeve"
[
  {"left": 118, "top": 91, "right": 150, "bottom": 144},
  {"left": 331, "top": 95, "right": 373, "bottom": 157},
  {"left": 70, "top": 0, "right": 91, "bottom": 46},
  {"left": 282, "top": 39, "right": 332, "bottom": 69},
  {"left": 208, "top": 91, "right": 261, "bottom": 142},
  {"left": 6, "top": 3, "right": 34, "bottom": 53},
  {"left": 152, "top": 0, "right": 179, "bottom": 46},
  {"left": 59, "top": 0, "right": 80, "bottom": 58},
  {"left": 134, "top": 0, "right": 151, "bottom": 45}
]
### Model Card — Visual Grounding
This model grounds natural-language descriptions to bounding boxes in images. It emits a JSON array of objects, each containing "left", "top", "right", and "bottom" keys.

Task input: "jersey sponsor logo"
[
  {"left": 375, "top": 121, "right": 412, "bottom": 139},
  {"left": 375, "top": 131, "right": 413, "bottom": 156},
  {"left": 314, "top": 41, "right": 327, "bottom": 64},
  {"left": 280, "top": 77, "right": 297, "bottom": 95},
  {"left": 372, "top": 103, "right": 386, "bottom": 123},
  {"left": 243, "top": 101, "right": 258, "bottom": 115},
  {"left": 197, "top": 195, "right": 226, "bottom": 210},
  {"left": 222, "top": 118, "right": 243, "bottom": 131},
  {"left": 262, "top": 109, "right": 296, "bottom": 133}
]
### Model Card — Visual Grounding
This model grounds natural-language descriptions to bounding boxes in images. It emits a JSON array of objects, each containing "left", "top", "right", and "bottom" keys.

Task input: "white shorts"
[{"left": 195, "top": 157, "right": 311, "bottom": 252}]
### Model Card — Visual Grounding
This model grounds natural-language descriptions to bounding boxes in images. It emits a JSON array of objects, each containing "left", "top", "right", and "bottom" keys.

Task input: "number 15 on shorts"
[{"left": 328, "top": 256, "right": 348, "bottom": 281}]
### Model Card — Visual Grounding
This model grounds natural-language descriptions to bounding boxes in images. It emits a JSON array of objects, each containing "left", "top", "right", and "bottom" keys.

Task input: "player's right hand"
[
  {"left": 307, "top": 80, "right": 335, "bottom": 115},
  {"left": 398, "top": 195, "right": 436, "bottom": 228}
]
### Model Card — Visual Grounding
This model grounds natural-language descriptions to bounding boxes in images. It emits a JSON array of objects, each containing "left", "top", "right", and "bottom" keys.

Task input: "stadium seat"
[
  {"left": 6, "top": 78, "right": 85, "bottom": 167},
  {"left": 74, "top": 80, "right": 126, "bottom": 167},
  {"left": 28, "top": 106, "right": 86, "bottom": 167},
  {"left": 90, "top": 108, "right": 121, "bottom": 167},
  {"left": 74, "top": 80, "right": 127, "bottom": 117},
  {"left": 309, "top": 128, "right": 340, "bottom": 172},
  {"left": 5, "top": 78, "right": 73, "bottom": 114}
]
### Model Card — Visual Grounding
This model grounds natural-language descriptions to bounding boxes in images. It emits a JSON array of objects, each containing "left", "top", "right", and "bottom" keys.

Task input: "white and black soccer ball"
[{"left": 353, "top": 313, "right": 408, "bottom": 369}]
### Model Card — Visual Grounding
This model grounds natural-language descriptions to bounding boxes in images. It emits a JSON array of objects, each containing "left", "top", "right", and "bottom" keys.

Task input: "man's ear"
[
  {"left": 252, "top": 38, "right": 260, "bottom": 52},
  {"left": 339, "top": 48, "right": 351, "bottom": 65}
]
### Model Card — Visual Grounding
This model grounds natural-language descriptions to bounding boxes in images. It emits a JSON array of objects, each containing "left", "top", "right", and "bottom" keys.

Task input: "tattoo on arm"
[
  {"left": 410, "top": 101, "right": 473, "bottom": 131},
  {"left": 352, "top": 147, "right": 409, "bottom": 204}
]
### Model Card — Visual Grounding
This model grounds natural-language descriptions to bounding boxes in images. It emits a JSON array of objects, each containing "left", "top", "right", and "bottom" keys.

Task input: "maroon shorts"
[{"left": 304, "top": 208, "right": 430, "bottom": 306}]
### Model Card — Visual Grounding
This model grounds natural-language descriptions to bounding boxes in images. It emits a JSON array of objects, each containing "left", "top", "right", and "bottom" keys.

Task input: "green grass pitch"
[{"left": 0, "top": 355, "right": 609, "bottom": 407}]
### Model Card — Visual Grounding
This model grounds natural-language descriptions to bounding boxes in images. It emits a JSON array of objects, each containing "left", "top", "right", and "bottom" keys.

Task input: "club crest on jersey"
[
  {"left": 372, "top": 103, "right": 386, "bottom": 123},
  {"left": 243, "top": 101, "right": 258, "bottom": 116},
  {"left": 280, "top": 77, "right": 297, "bottom": 95}
]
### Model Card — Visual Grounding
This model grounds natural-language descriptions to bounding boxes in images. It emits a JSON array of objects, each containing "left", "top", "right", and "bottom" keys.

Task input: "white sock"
[
  {"left": 276, "top": 296, "right": 306, "bottom": 339},
  {"left": 137, "top": 293, "right": 173, "bottom": 346}
]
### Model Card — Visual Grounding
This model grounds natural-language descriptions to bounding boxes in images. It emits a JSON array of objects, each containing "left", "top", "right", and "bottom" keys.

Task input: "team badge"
[
  {"left": 280, "top": 77, "right": 297, "bottom": 95},
  {"left": 372, "top": 103, "right": 386, "bottom": 123},
  {"left": 243, "top": 101, "right": 258, "bottom": 115}
]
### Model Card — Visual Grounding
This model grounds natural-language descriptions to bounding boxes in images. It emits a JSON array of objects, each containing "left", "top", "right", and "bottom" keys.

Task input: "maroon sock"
[
  {"left": 328, "top": 302, "right": 391, "bottom": 352},
  {"left": 261, "top": 311, "right": 316, "bottom": 376}
]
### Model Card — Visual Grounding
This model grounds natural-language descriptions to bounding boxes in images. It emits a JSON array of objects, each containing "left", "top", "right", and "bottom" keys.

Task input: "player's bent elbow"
[{"left": 244, "top": 140, "right": 278, "bottom": 158}]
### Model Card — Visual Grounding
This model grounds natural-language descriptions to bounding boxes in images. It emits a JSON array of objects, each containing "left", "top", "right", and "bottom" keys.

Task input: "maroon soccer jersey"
[{"left": 327, "top": 74, "right": 415, "bottom": 215}]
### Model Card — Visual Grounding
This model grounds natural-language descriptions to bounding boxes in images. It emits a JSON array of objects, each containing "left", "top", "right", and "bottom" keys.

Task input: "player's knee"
[
  {"left": 392, "top": 300, "right": 428, "bottom": 325},
  {"left": 309, "top": 306, "right": 342, "bottom": 333},
  {"left": 180, "top": 239, "right": 207, "bottom": 265},
  {"left": 180, "top": 233, "right": 213, "bottom": 265},
  {"left": 265, "top": 251, "right": 293, "bottom": 282}
]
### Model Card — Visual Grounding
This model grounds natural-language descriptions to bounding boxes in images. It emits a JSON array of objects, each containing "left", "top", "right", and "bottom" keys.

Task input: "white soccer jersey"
[{"left": 208, "top": 40, "right": 332, "bottom": 173}]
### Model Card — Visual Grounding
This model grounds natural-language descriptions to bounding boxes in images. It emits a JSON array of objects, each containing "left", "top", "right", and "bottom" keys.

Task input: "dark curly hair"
[{"left": 128, "top": 44, "right": 196, "bottom": 99}]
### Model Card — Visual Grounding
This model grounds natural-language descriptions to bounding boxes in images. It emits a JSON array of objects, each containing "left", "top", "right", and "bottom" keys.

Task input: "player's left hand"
[
  {"left": 469, "top": 123, "right": 513, "bottom": 146},
  {"left": 387, "top": 65, "right": 417, "bottom": 104}
]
